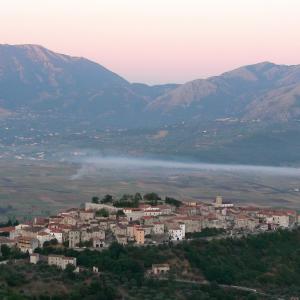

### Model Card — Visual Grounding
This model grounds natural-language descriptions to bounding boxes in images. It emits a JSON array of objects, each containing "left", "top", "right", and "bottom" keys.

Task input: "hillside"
[
  {"left": 148, "top": 62, "right": 300, "bottom": 123},
  {"left": 1, "top": 45, "right": 300, "bottom": 165},
  {"left": 0, "top": 44, "right": 175, "bottom": 128},
  {"left": 1, "top": 228, "right": 300, "bottom": 299},
  {"left": 2, "top": 44, "right": 300, "bottom": 127}
]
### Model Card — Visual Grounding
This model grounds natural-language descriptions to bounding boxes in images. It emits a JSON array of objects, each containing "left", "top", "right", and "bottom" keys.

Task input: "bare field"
[{"left": 0, "top": 159, "right": 300, "bottom": 220}]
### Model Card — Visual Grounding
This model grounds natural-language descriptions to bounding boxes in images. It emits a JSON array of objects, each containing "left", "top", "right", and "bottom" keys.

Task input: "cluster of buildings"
[{"left": 0, "top": 196, "right": 299, "bottom": 256}]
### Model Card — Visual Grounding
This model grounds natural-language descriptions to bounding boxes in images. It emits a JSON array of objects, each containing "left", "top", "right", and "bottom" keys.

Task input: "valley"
[
  {"left": 1, "top": 45, "right": 300, "bottom": 221},
  {"left": 1, "top": 158, "right": 300, "bottom": 221}
]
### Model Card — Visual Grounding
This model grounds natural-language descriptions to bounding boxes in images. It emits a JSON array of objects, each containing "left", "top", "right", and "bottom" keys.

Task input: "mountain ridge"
[
  {"left": 1, "top": 45, "right": 300, "bottom": 165},
  {"left": 1, "top": 44, "right": 300, "bottom": 127},
  {"left": 148, "top": 61, "right": 300, "bottom": 123}
]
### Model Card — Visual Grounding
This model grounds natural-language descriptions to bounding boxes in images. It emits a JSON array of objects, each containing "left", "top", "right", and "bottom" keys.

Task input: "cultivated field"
[{"left": 0, "top": 159, "right": 300, "bottom": 221}]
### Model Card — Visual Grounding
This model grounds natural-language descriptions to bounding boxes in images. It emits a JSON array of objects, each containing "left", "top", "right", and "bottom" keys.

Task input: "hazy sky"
[{"left": 1, "top": 0, "right": 300, "bottom": 84}]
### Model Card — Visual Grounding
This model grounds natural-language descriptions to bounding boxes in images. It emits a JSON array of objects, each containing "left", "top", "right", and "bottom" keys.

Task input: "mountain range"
[
  {"left": 1, "top": 44, "right": 300, "bottom": 126},
  {"left": 1, "top": 44, "right": 300, "bottom": 164}
]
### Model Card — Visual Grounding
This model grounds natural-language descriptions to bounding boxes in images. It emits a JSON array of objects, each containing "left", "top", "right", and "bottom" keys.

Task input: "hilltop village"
[{"left": 0, "top": 193, "right": 299, "bottom": 270}]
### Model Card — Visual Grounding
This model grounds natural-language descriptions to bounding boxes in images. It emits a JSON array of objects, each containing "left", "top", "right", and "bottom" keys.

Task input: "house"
[
  {"left": 152, "top": 222, "right": 164, "bottom": 235},
  {"left": 172, "top": 217, "right": 202, "bottom": 233},
  {"left": 126, "top": 225, "right": 135, "bottom": 239},
  {"left": 168, "top": 223, "right": 185, "bottom": 241},
  {"left": 141, "top": 225, "right": 153, "bottom": 236},
  {"left": 177, "top": 206, "right": 199, "bottom": 216},
  {"left": 81, "top": 227, "right": 105, "bottom": 242},
  {"left": 49, "top": 229, "right": 64, "bottom": 243},
  {"left": 123, "top": 208, "right": 144, "bottom": 221},
  {"left": 134, "top": 227, "right": 145, "bottom": 244},
  {"left": 19, "top": 226, "right": 45, "bottom": 239},
  {"left": 48, "top": 254, "right": 77, "bottom": 270},
  {"left": 144, "top": 208, "right": 162, "bottom": 217},
  {"left": 69, "top": 229, "right": 81, "bottom": 248},
  {"left": 79, "top": 210, "right": 95, "bottom": 221},
  {"left": 141, "top": 216, "right": 157, "bottom": 225},
  {"left": 271, "top": 212, "right": 290, "bottom": 228},
  {"left": 112, "top": 223, "right": 127, "bottom": 236},
  {"left": 258, "top": 210, "right": 291, "bottom": 228},
  {"left": 36, "top": 231, "right": 52, "bottom": 247},
  {"left": 17, "top": 237, "right": 39, "bottom": 253},
  {"left": 182, "top": 200, "right": 197, "bottom": 207},
  {"left": 202, "top": 214, "right": 226, "bottom": 229},
  {"left": 0, "top": 226, "right": 15, "bottom": 238},
  {"left": 30, "top": 253, "right": 40, "bottom": 264},
  {"left": 60, "top": 215, "right": 77, "bottom": 226},
  {"left": 157, "top": 205, "right": 174, "bottom": 215},
  {"left": 49, "top": 216, "right": 63, "bottom": 224},
  {"left": 151, "top": 264, "right": 170, "bottom": 275}
]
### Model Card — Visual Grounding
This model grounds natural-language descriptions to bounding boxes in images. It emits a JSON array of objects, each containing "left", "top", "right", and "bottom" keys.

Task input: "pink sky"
[{"left": 1, "top": 0, "right": 300, "bottom": 84}]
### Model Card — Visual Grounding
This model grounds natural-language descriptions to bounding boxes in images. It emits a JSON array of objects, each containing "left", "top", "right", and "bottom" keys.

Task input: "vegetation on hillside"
[
  {"left": 1, "top": 225, "right": 300, "bottom": 298},
  {"left": 31, "top": 228, "right": 300, "bottom": 298}
]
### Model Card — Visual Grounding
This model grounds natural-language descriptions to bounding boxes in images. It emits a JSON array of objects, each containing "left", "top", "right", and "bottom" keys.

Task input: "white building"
[
  {"left": 271, "top": 213, "right": 290, "bottom": 228},
  {"left": 123, "top": 208, "right": 144, "bottom": 221},
  {"left": 30, "top": 253, "right": 40, "bottom": 264},
  {"left": 168, "top": 223, "right": 185, "bottom": 241},
  {"left": 48, "top": 229, "right": 64, "bottom": 243},
  {"left": 36, "top": 232, "right": 52, "bottom": 247}
]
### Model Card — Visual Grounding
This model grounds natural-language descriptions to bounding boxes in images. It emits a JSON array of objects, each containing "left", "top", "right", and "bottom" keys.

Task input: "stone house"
[
  {"left": 112, "top": 223, "right": 127, "bottom": 236},
  {"left": 152, "top": 222, "right": 165, "bottom": 235},
  {"left": 81, "top": 227, "right": 105, "bottom": 242},
  {"left": 79, "top": 210, "right": 95, "bottom": 222},
  {"left": 17, "top": 237, "right": 39, "bottom": 254},
  {"left": 151, "top": 264, "right": 170, "bottom": 275},
  {"left": 69, "top": 229, "right": 81, "bottom": 248},
  {"left": 48, "top": 255, "right": 77, "bottom": 270},
  {"left": 168, "top": 223, "right": 185, "bottom": 241}
]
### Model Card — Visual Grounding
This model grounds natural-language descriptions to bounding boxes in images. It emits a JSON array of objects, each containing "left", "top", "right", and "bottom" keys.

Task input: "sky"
[{"left": 0, "top": 0, "right": 300, "bottom": 84}]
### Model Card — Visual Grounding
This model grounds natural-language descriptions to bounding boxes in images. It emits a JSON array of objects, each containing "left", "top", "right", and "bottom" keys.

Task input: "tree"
[
  {"left": 165, "top": 197, "right": 182, "bottom": 207},
  {"left": 134, "top": 193, "right": 142, "bottom": 202},
  {"left": 101, "top": 194, "right": 113, "bottom": 204},
  {"left": 96, "top": 208, "right": 109, "bottom": 217},
  {"left": 64, "top": 264, "right": 76, "bottom": 280},
  {"left": 92, "top": 196, "right": 99, "bottom": 204},
  {"left": 116, "top": 210, "right": 126, "bottom": 218},
  {"left": 43, "top": 239, "right": 58, "bottom": 248},
  {"left": 143, "top": 193, "right": 161, "bottom": 201},
  {"left": 144, "top": 193, "right": 161, "bottom": 205},
  {"left": 0, "top": 244, "right": 11, "bottom": 258}
]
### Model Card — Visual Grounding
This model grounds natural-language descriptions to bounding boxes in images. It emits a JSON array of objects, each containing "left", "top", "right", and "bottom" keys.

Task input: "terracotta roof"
[
  {"left": 37, "top": 232, "right": 49, "bottom": 236},
  {"left": 0, "top": 226, "right": 15, "bottom": 232},
  {"left": 0, "top": 237, "right": 15, "bottom": 243}
]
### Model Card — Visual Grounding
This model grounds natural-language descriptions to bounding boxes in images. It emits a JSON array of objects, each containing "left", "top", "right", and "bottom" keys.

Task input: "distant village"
[{"left": 0, "top": 193, "right": 299, "bottom": 272}]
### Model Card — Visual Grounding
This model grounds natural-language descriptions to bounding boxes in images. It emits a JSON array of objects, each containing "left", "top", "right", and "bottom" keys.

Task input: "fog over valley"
[{"left": 71, "top": 156, "right": 300, "bottom": 180}]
